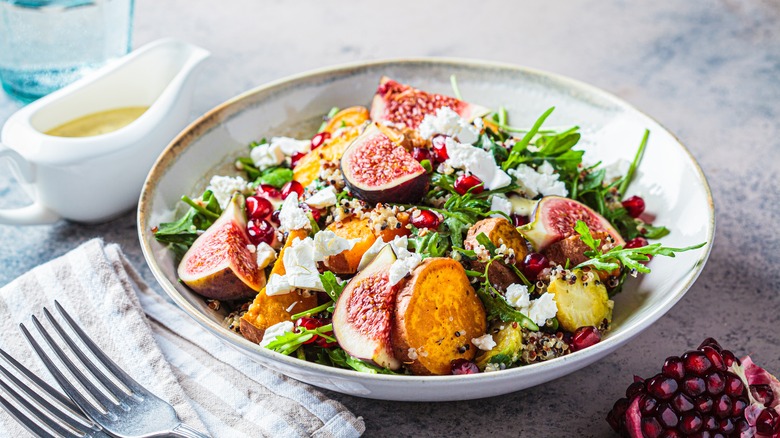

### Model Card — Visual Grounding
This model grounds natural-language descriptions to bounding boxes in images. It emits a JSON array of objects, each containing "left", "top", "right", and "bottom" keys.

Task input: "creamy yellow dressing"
[{"left": 44, "top": 106, "right": 148, "bottom": 137}]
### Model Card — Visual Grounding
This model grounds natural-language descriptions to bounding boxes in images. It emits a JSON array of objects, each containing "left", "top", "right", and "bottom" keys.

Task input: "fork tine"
[
  {"left": 0, "top": 390, "right": 58, "bottom": 438},
  {"left": 21, "top": 320, "right": 113, "bottom": 423},
  {"left": 43, "top": 306, "right": 131, "bottom": 400},
  {"left": 55, "top": 300, "right": 144, "bottom": 394},
  {"left": 0, "top": 367, "right": 84, "bottom": 437},
  {"left": 0, "top": 350, "right": 95, "bottom": 431}
]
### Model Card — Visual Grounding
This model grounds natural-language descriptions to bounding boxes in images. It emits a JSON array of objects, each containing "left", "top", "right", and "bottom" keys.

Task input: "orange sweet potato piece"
[
  {"left": 323, "top": 106, "right": 369, "bottom": 134},
  {"left": 322, "top": 216, "right": 377, "bottom": 274},
  {"left": 392, "top": 258, "right": 487, "bottom": 375},
  {"left": 239, "top": 229, "right": 318, "bottom": 343}
]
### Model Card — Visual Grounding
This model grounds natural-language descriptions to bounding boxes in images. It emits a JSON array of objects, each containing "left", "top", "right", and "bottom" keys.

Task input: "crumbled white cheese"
[
  {"left": 206, "top": 175, "right": 249, "bottom": 209},
  {"left": 265, "top": 273, "right": 293, "bottom": 296},
  {"left": 471, "top": 333, "right": 497, "bottom": 351},
  {"left": 305, "top": 186, "right": 338, "bottom": 208},
  {"left": 490, "top": 195, "right": 513, "bottom": 219},
  {"left": 250, "top": 143, "right": 285, "bottom": 171},
  {"left": 312, "top": 230, "right": 358, "bottom": 261},
  {"left": 282, "top": 237, "right": 323, "bottom": 291},
  {"left": 278, "top": 194, "right": 311, "bottom": 232},
  {"left": 357, "top": 235, "right": 411, "bottom": 271},
  {"left": 508, "top": 162, "right": 568, "bottom": 198},
  {"left": 504, "top": 284, "right": 530, "bottom": 310},
  {"left": 259, "top": 321, "right": 294, "bottom": 347},
  {"left": 484, "top": 363, "right": 501, "bottom": 373},
  {"left": 417, "top": 106, "right": 480, "bottom": 144},
  {"left": 256, "top": 242, "right": 277, "bottom": 269},
  {"left": 444, "top": 137, "right": 511, "bottom": 190},
  {"left": 527, "top": 292, "right": 558, "bottom": 326},
  {"left": 388, "top": 252, "right": 422, "bottom": 286},
  {"left": 269, "top": 136, "right": 311, "bottom": 156}
]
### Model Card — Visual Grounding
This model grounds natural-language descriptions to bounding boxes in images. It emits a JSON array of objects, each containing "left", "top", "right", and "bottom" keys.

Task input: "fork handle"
[{"left": 170, "top": 423, "right": 211, "bottom": 438}]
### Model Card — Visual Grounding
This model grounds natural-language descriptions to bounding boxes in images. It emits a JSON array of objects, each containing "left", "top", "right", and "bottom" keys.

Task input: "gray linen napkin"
[{"left": 0, "top": 239, "right": 365, "bottom": 437}]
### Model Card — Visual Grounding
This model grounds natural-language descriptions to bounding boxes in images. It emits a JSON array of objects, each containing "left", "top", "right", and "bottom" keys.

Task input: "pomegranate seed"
[
  {"left": 656, "top": 403, "right": 679, "bottom": 428},
  {"left": 431, "top": 135, "right": 448, "bottom": 163},
  {"left": 607, "top": 398, "right": 629, "bottom": 431},
  {"left": 695, "top": 395, "right": 713, "bottom": 413},
  {"left": 450, "top": 359, "right": 479, "bottom": 375},
  {"left": 622, "top": 195, "right": 646, "bottom": 218},
  {"left": 682, "top": 351, "right": 713, "bottom": 376},
  {"left": 736, "top": 419, "right": 750, "bottom": 434},
  {"left": 310, "top": 131, "right": 330, "bottom": 150},
  {"left": 706, "top": 372, "right": 726, "bottom": 395},
  {"left": 672, "top": 393, "right": 694, "bottom": 413},
  {"left": 663, "top": 430, "right": 682, "bottom": 438},
  {"left": 245, "top": 196, "right": 272, "bottom": 220},
  {"left": 314, "top": 336, "right": 337, "bottom": 348},
  {"left": 718, "top": 418, "right": 734, "bottom": 434},
  {"left": 626, "top": 381, "right": 645, "bottom": 398},
  {"left": 680, "top": 412, "right": 703, "bottom": 434},
  {"left": 699, "top": 338, "right": 722, "bottom": 352},
  {"left": 683, "top": 376, "right": 707, "bottom": 397},
  {"left": 701, "top": 346, "right": 726, "bottom": 371},
  {"left": 702, "top": 414, "right": 717, "bottom": 430},
  {"left": 521, "top": 253, "right": 548, "bottom": 281},
  {"left": 641, "top": 417, "right": 663, "bottom": 438},
  {"left": 410, "top": 209, "right": 441, "bottom": 229},
  {"left": 641, "top": 396, "right": 658, "bottom": 415},
  {"left": 712, "top": 394, "right": 732, "bottom": 419},
  {"left": 281, "top": 181, "right": 304, "bottom": 200},
  {"left": 646, "top": 375, "right": 679, "bottom": 400},
  {"left": 757, "top": 408, "right": 780, "bottom": 434},
  {"left": 295, "top": 317, "right": 322, "bottom": 344},
  {"left": 751, "top": 384, "right": 776, "bottom": 407},
  {"left": 454, "top": 174, "right": 484, "bottom": 195},
  {"left": 720, "top": 350, "right": 739, "bottom": 367},
  {"left": 270, "top": 210, "right": 281, "bottom": 225},
  {"left": 731, "top": 398, "right": 748, "bottom": 417},
  {"left": 247, "top": 219, "right": 275, "bottom": 246},
  {"left": 571, "top": 326, "right": 601, "bottom": 351},
  {"left": 290, "top": 152, "right": 306, "bottom": 168},
  {"left": 256, "top": 184, "right": 281, "bottom": 199},
  {"left": 412, "top": 147, "right": 432, "bottom": 163},
  {"left": 663, "top": 356, "right": 686, "bottom": 380},
  {"left": 510, "top": 213, "right": 529, "bottom": 227}
]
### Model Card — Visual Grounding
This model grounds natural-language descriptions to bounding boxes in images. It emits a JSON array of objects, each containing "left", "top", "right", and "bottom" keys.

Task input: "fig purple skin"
[{"left": 340, "top": 123, "right": 429, "bottom": 205}]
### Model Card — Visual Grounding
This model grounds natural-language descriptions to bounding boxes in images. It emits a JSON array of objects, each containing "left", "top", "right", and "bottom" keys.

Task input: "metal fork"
[
  {"left": 0, "top": 347, "right": 109, "bottom": 437},
  {"left": 21, "top": 301, "right": 210, "bottom": 438}
]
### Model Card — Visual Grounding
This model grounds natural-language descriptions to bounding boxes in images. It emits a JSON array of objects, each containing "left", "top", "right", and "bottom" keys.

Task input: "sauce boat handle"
[{"left": 0, "top": 143, "right": 60, "bottom": 225}]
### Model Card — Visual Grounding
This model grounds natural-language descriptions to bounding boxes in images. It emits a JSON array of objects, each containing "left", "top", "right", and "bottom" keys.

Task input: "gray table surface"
[{"left": 1, "top": 1, "right": 778, "bottom": 436}]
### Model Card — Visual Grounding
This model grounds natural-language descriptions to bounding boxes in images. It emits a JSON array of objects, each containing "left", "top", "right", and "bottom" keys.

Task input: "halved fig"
[
  {"left": 519, "top": 196, "right": 625, "bottom": 251},
  {"left": 340, "top": 123, "right": 429, "bottom": 204},
  {"left": 332, "top": 244, "right": 401, "bottom": 370},
  {"left": 370, "top": 76, "right": 489, "bottom": 128},
  {"left": 178, "top": 193, "right": 265, "bottom": 300}
]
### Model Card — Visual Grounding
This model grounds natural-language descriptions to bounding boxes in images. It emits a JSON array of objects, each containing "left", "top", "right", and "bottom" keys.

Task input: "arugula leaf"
[
  {"left": 475, "top": 232, "right": 497, "bottom": 253},
  {"left": 475, "top": 284, "right": 538, "bottom": 331},
  {"left": 574, "top": 220, "right": 601, "bottom": 252},
  {"left": 617, "top": 129, "right": 650, "bottom": 199},
  {"left": 503, "top": 107, "right": 555, "bottom": 170},
  {"left": 265, "top": 323, "right": 336, "bottom": 355},
  {"left": 153, "top": 190, "right": 222, "bottom": 259},
  {"left": 407, "top": 229, "right": 449, "bottom": 258},
  {"left": 254, "top": 166, "right": 293, "bottom": 188},
  {"left": 322, "top": 348, "right": 402, "bottom": 375},
  {"left": 320, "top": 271, "right": 346, "bottom": 302},
  {"left": 476, "top": 133, "right": 508, "bottom": 165}
]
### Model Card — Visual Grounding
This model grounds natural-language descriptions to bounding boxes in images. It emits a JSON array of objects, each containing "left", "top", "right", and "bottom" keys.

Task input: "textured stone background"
[{"left": 1, "top": 1, "right": 779, "bottom": 436}]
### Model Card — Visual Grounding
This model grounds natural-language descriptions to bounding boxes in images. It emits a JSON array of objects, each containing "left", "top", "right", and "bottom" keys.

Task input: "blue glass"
[{"left": 0, "top": 0, "right": 134, "bottom": 103}]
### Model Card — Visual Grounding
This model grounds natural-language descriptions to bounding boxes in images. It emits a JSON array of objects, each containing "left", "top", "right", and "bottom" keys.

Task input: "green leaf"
[
  {"left": 153, "top": 190, "right": 222, "bottom": 260},
  {"left": 475, "top": 285, "right": 538, "bottom": 331},
  {"left": 265, "top": 323, "right": 334, "bottom": 355},
  {"left": 574, "top": 220, "right": 601, "bottom": 252},
  {"left": 407, "top": 230, "right": 449, "bottom": 258},
  {"left": 475, "top": 232, "right": 497, "bottom": 253},
  {"left": 320, "top": 271, "right": 346, "bottom": 302},
  {"left": 503, "top": 107, "right": 555, "bottom": 170},
  {"left": 255, "top": 167, "right": 293, "bottom": 188},
  {"left": 617, "top": 129, "right": 650, "bottom": 199}
]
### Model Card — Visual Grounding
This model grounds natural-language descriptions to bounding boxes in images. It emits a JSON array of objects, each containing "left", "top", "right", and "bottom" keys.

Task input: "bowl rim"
[{"left": 137, "top": 57, "right": 715, "bottom": 386}]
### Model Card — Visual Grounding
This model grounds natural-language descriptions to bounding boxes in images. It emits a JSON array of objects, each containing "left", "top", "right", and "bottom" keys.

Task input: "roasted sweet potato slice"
[
  {"left": 322, "top": 216, "right": 378, "bottom": 274},
  {"left": 464, "top": 217, "right": 530, "bottom": 290},
  {"left": 392, "top": 258, "right": 487, "bottom": 375},
  {"left": 323, "top": 106, "right": 369, "bottom": 134},
  {"left": 239, "top": 229, "right": 318, "bottom": 343}
]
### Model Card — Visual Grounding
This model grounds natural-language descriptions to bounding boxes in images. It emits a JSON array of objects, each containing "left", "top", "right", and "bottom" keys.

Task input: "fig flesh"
[
  {"left": 177, "top": 193, "right": 265, "bottom": 300},
  {"left": 332, "top": 244, "right": 401, "bottom": 370},
  {"left": 519, "top": 196, "right": 625, "bottom": 251},
  {"left": 340, "top": 123, "right": 429, "bottom": 204},
  {"left": 370, "top": 76, "right": 490, "bottom": 129}
]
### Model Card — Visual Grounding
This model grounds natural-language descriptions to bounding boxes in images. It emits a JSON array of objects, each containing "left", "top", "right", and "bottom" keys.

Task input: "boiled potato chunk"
[{"left": 547, "top": 269, "right": 613, "bottom": 332}]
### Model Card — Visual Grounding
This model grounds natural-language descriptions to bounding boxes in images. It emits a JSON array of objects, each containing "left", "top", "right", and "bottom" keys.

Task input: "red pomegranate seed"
[
  {"left": 410, "top": 209, "right": 441, "bottom": 229},
  {"left": 656, "top": 403, "right": 679, "bottom": 428},
  {"left": 680, "top": 412, "right": 703, "bottom": 434},
  {"left": 646, "top": 375, "right": 679, "bottom": 400},
  {"left": 626, "top": 381, "right": 645, "bottom": 398},
  {"left": 622, "top": 195, "right": 646, "bottom": 218},
  {"left": 719, "top": 417, "right": 735, "bottom": 434},
  {"left": 712, "top": 394, "right": 732, "bottom": 419},
  {"left": 701, "top": 346, "right": 726, "bottom": 371},
  {"left": 281, "top": 181, "right": 304, "bottom": 200},
  {"left": 695, "top": 395, "right": 714, "bottom": 413},
  {"left": 706, "top": 372, "right": 726, "bottom": 395},
  {"left": 641, "top": 396, "right": 658, "bottom": 415},
  {"left": 247, "top": 219, "right": 275, "bottom": 246},
  {"left": 663, "top": 430, "right": 682, "bottom": 438},
  {"left": 683, "top": 376, "right": 707, "bottom": 397},
  {"left": 310, "top": 131, "right": 330, "bottom": 150},
  {"left": 510, "top": 213, "right": 529, "bottom": 227},
  {"left": 641, "top": 416, "right": 663, "bottom": 438},
  {"left": 682, "top": 351, "right": 713, "bottom": 376},
  {"left": 732, "top": 398, "right": 748, "bottom": 417},
  {"left": 724, "top": 373, "right": 744, "bottom": 397},
  {"left": 571, "top": 326, "right": 601, "bottom": 351},
  {"left": 450, "top": 359, "right": 479, "bottom": 375},
  {"left": 751, "top": 384, "right": 776, "bottom": 407},
  {"left": 454, "top": 174, "right": 484, "bottom": 195},
  {"left": 412, "top": 147, "right": 432, "bottom": 163},
  {"left": 663, "top": 356, "right": 686, "bottom": 380},
  {"left": 757, "top": 408, "right": 780, "bottom": 434},
  {"left": 702, "top": 414, "right": 717, "bottom": 431},
  {"left": 295, "top": 317, "right": 322, "bottom": 344},
  {"left": 314, "top": 336, "right": 337, "bottom": 348},
  {"left": 672, "top": 393, "right": 694, "bottom": 413},
  {"left": 522, "top": 253, "right": 548, "bottom": 280},
  {"left": 290, "top": 152, "right": 306, "bottom": 168},
  {"left": 607, "top": 398, "right": 629, "bottom": 431},
  {"left": 245, "top": 196, "right": 272, "bottom": 220},
  {"left": 270, "top": 210, "right": 281, "bottom": 225},
  {"left": 431, "top": 135, "right": 448, "bottom": 163},
  {"left": 699, "top": 338, "right": 722, "bottom": 352},
  {"left": 720, "top": 350, "right": 739, "bottom": 367},
  {"left": 736, "top": 419, "right": 751, "bottom": 434},
  {"left": 256, "top": 184, "right": 281, "bottom": 199}
]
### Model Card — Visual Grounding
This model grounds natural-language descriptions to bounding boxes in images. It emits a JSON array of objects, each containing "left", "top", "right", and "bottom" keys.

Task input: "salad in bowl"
[{"left": 152, "top": 76, "right": 704, "bottom": 377}]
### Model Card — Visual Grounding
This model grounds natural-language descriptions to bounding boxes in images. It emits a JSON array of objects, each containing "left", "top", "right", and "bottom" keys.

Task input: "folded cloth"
[{"left": 0, "top": 239, "right": 365, "bottom": 437}]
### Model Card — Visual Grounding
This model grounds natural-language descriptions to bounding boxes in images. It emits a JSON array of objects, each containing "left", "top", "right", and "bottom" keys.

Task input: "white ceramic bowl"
[{"left": 138, "top": 59, "right": 714, "bottom": 402}]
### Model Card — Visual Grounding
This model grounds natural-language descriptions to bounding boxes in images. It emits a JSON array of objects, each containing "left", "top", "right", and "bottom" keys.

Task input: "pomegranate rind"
[
  {"left": 624, "top": 395, "right": 643, "bottom": 438},
  {"left": 738, "top": 356, "right": 780, "bottom": 436},
  {"left": 177, "top": 193, "right": 265, "bottom": 300},
  {"left": 370, "top": 76, "right": 490, "bottom": 129},
  {"left": 519, "top": 196, "right": 626, "bottom": 251},
  {"left": 340, "top": 123, "right": 429, "bottom": 204},
  {"left": 332, "top": 245, "right": 401, "bottom": 370}
]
